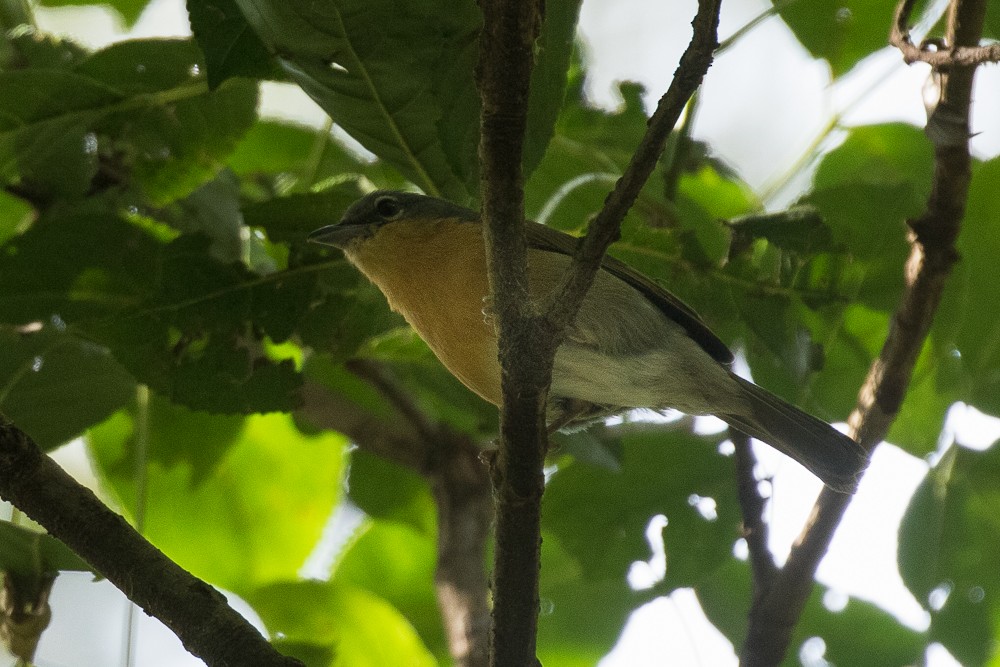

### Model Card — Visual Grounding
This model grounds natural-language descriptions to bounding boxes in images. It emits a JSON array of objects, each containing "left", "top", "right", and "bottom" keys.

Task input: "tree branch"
[
  {"left": 545, "top": 0, "right": 722, "bottom": 330},
  {"left": 299, "top": 372, "right": 492, "bottom": 667},
  {"left": 476, "top": 0, "right": 549, "bottom": 665},
  {"left": 740, "top": 0, "right": 984, "bottom": 663},
  {"left": 0, "top": 415, "right": 303, "bottom": 667},
  {"left": 344, "top": 359, "right": 445, "bottom": 454},
  {"left": 732, "top": 430, "right": 776, "bottom": 598},
  {"left": 428, "top": 436, "right": 493, "bottom": 667},
  {"left": 476, "top": 2, "right": 721, "bottom": 664}
]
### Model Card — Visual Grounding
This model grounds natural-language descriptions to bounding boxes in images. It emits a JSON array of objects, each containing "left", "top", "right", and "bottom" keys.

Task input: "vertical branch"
[
  {"left": 476, "top": 2, "right": 721, "bottom": 663},
  {"left": 732, "top": 431, "right": 776, "bottom": 599},
  {"left": 475, "top": 1, "right": 549, "bottom": 665},
  {"left": 430, "top": 442, "right": 493, "bottom": 667},
  {"left": 740, "top": 0, "right": 984, "bottom": 663},
  {"left": 300, "top": 374, "right": 493, "bottom": 667}
]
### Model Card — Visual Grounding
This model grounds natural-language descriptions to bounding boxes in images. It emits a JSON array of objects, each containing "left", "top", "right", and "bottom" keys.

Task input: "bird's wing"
[{"left": 524, "top": 221, "right": 734, "bottom": 364}]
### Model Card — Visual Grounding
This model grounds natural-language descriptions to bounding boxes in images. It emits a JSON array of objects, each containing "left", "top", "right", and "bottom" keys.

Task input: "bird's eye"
[{"left": 374, "top": 196, "right": 403, "bottom": 220}]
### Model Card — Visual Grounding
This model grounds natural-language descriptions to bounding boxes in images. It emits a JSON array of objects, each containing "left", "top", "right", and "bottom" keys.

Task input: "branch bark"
[
  {"left": 0, "top": 415, "right": 303, "bottom": 667},
  {"left": 890, "top": 0, "right": 999, "bottom": 67},
  {"left": 476, "top": 1, "right": 721, "bottom": 663},
  {"left": 740, "top": 0, "right": 984, "bottom": 663},
  {"left": 476, "top": 1, "right": 549, "bottom": 664},
  {"left": 732, "top": 430, "right": 776, "bottom": 600}
]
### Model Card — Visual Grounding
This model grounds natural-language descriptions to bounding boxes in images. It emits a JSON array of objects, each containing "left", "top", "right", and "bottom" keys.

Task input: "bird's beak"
[{"left": 307, "top": 223, "right": 374, "bottom": 249}]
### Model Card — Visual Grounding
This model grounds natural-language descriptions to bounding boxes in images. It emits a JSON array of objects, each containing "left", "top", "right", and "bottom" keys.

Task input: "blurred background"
[{"left": 5, "top": 0, "right": 1000, "bottom": 664}]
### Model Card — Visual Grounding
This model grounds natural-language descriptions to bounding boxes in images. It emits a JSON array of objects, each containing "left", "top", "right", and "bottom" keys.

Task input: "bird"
[{"left": 308, "top": 190, "right": 868, "bottom": 493}]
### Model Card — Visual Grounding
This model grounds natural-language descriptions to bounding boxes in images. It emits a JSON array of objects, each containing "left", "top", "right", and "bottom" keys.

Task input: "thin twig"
[
  {"left": 890, "top": 0, "right": 1000, "bottom": 66},
  {"left": 739, "top": 0, "right": 984, "bottom": 663},
  {"left": 0, "top": 415, "right": 303, "bottom": 667},
  {"left": 544, "top": 0, "right": 723, "bottom": 332},
  {"left": 344, "top": 359, "right": 443, "bottom": 455},
  {"left": 732, "top": 430, "right": 777, "bottom": 598}
]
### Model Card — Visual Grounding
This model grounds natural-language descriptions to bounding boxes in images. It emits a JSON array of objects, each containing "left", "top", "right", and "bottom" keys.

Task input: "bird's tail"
[{"left": 720, "top": 375, "right": 868, "bottom": 493}]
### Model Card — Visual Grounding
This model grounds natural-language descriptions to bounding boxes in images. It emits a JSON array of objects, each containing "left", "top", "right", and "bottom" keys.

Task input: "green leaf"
[
  {"left": 0, "top": 205, "right": 307, "bottom": 413},
  {"left": 235, "top": 0, "right": 479, "bottom": 201},
  {"left": 698, "top": 558, "right": 924, "bottom": 666},
  {"left": 0, "top": 205, "right": 158, "bottom": 323},
  {"left": 523, "top": 0, "right": 582, "bottom": 181},
  {"left": 247, "top": 580, "right": 438, "bottom": 667},
  {"left": 98, "top": 390, "right": 244, "bottom": 485},
  {"left": 898, "top": 444, "right": 1000, "bottom": 665},
  {"left": 886, "top": 340, "right": 961, "bottom": 456},
  {"left": 0, "top": 521, "right": 92, "bottom": 576},
  {"left": 537, "top": 533, "right": 654, "bottom": 666},
  {"left": 347, "top": 451, "right": 436, "bottom": 536},
  {"left": 111, "top": 82, "right": 259, "bottom": 204},
  {"left": 3, "top": 31, "right": 88, "bottom": 71},
  {"left": 163, "top": 169, "right": 245, "bottom": 263},
  {"left": 75, "top": 39, "right": 207, "bottom": 95},
  {"left": 806, "top": 123, "right": 933, "bottom": 311},
  {"left": 299, "top": 354, "right": 395, "bottom": 422},
  {"left": 37, "top": 0, "right": 152, "bottom": 26},
  {"left": 0, "top": 188, "right": 31, "bottom": 245},
  {"left": 333, "top": 519, "right": 448, "bottom": 661},
  {"left": 743, "top": 301, "right": 880, "bottom": 424},
  {"left": 728, "top": 207, "right": 834, "bottom": 255},
  {"left": 74, "top": 39, "right": 259, "bottom": 203},
  {"left": 241, "top": 182, "right": 364, "bottom": 244},
  {"left": 88, "top": 409, "right": 347, "bottom": 594},
  {"left": 2, "top": 39, "right": 258, "bottom": 203},
  {"left": 773, "top": 0, "right": 899, "bottom": 77},
  {"left": 947, "top": 157, "right": 1000, "bottom": 417},
  {"left": 0, "top": 70, "right": 120, "bottom": 195},
  {"left": 227, "top": 120, "right": 410, "bottom": 195},
  {"left": 543, "top": 429, "right": 738, "bottom": 587},
  {"left": 987, "top": 2, "right": 1000, "bottom": 40},
  {"left": 187, "top": 0, "right": 278, "bottom": 89},
  {"left": 526, "top": 79, "right": 648, "bottom": 228},
  {"left": 0, "top": 325, "right": 135, "bottom": 451}
]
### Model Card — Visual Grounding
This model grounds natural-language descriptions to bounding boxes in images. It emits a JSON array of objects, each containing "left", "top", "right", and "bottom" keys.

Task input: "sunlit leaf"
[
  {"left": 334, "top": 519, "right": 448, "bottom": 661},
  {"left": 37, "top": 0, "right": 152, "bottom": 26},
  {"left": 88, "top": 409, "right": 347, "bottom": 594},
  {"left": 248, "top": 579, "right": 438, "bottom": 667}
]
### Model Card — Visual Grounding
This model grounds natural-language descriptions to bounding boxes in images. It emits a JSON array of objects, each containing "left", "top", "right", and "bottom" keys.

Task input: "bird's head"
[{"left": 308, "top": 190, "right": 478, "bottom": 250}]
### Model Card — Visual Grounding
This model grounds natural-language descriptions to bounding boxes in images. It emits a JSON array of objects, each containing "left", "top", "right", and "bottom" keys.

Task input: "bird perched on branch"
[{"left": 309, "top": 190, "right": 868, "bottom": 493}]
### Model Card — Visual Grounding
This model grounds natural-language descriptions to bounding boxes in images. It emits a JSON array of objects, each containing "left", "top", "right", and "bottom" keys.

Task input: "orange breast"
[{"left": 346, "top": 218, "right": 503, "bottom": 405}]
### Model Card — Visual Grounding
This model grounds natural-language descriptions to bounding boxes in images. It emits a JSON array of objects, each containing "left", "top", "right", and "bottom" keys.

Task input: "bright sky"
[{"left": 13, "top": 0, "right": 1000, "bottom": 666}]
